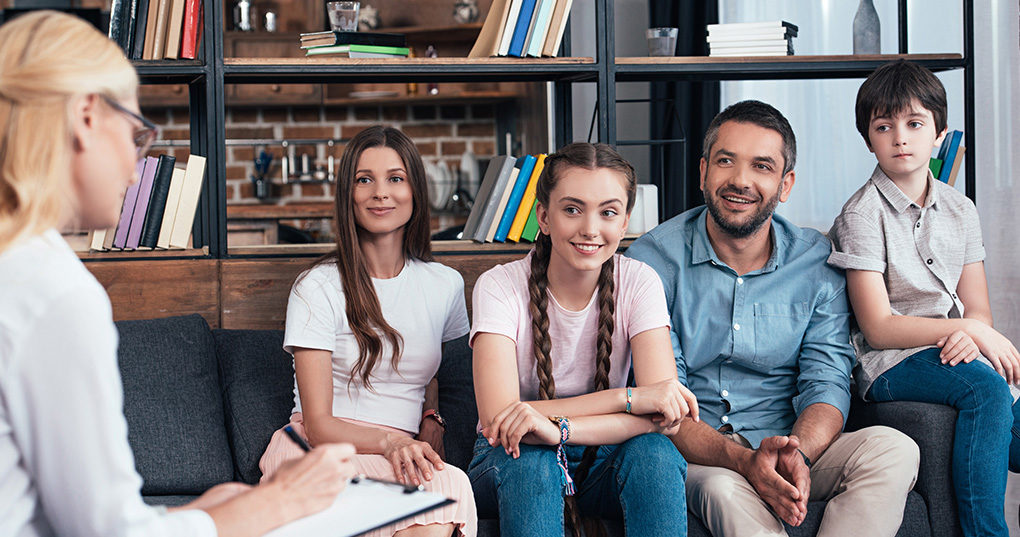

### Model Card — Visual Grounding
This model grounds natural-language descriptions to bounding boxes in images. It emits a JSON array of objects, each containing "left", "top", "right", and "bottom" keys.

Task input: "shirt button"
[
  {"left": 926, "top": 259, "right": 933, "bottom": 265},
  {"left": 733, "top": 323, "right": 741, "bottom": 331},
  {"left": 721, "top": 415, "right": 729, "bottom": 423},
  {"left": 916, "top": 222, "right": 921, "bottom": 228},
  {"left": 721, "top": 389, "right": 729, "bottom": 397},
  {"left": 736, "top": 277, "right": 744, "bottom": 285}
]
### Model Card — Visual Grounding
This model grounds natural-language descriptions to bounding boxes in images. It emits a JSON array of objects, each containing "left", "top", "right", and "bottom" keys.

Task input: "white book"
[
  {"left": 156, "top": 165, "right": 186, "bottom": 249},
  {"left": 707, "top": 30, "right": 794, "bottom": 42},
  {"left": 168, "top": 155, "right": 206, "bottom": 249},
  {"left": 707, "top": 20, "right": 797, "bottom": 33},
  {"left": 709, "top": 38, "right": 791, "bottom": 49},
  {"left": 485, "top": 167, "right": 519, "bottom": 242},
  {"left": 89, "top": 228, "right": 108, "bottom": 251},
  {"left": 710, "top": 43, "right": 793, "bottom": 53},
  {"left": 498, "top": 0, "right": 524, "bottom": 56},
  {"left": 711, "top": 49, "right": 792, "bottom": 57}
]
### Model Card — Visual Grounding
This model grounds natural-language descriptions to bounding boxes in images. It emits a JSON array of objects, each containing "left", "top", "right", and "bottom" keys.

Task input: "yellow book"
[{"left": 507, "top": 154, "right": 545, "bottom": 242}]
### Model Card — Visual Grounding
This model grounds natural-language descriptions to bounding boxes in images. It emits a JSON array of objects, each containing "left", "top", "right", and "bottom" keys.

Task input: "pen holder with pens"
[{"left": 249, "top": 138, "right": 341, "bottom": 200}]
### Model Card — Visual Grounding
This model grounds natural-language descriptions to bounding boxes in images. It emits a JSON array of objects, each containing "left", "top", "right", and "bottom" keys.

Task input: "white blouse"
[
  {"left": 284, "top": 259, "right": 470, "bottom": 434},
  {"left": 0, "top": 230, "right": 216, "bottom": 537}
]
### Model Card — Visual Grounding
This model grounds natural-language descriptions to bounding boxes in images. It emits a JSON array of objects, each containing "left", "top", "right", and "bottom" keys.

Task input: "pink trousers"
[{"left": 259, "top": 413, "right": 477, "bottom": 537}]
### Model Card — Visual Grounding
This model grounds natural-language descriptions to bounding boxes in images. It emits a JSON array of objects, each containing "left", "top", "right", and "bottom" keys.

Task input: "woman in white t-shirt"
[
  {"left": 0, "top": 11, "right": 357, "bottom": 537},
  {"left": 259, "top": 126, "right": 477, "bottom": 537},
  {"left": 469, "top": 143, "right": 700, "bottom": 536}
]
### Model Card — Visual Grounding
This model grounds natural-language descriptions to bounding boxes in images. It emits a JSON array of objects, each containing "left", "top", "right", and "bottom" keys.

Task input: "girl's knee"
[{"left": 617, "top": 433, "right": 686, "bottom": 478}]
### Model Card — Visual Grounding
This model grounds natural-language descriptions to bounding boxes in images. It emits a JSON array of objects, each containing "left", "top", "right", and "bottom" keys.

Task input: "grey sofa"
[{"left": 117, "top": 314, "right": 957, "bottom": 536}]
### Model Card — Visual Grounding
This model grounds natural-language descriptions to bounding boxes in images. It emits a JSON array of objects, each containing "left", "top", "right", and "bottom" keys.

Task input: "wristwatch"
[{"left": 422, "top": 408, "right": 446, "bottom": 429}]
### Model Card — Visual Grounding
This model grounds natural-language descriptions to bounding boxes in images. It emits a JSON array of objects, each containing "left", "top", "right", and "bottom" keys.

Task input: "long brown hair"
[
  {"left": 309, "top": 125, "right": 432, "bottom": 390},
  {"left": 528, "top": 143, "right": 637, "bottom": 534}
]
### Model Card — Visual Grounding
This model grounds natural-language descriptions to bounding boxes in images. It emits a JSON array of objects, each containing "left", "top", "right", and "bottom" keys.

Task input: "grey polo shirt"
[{"left": 827, "top": 165, "right": 985, "bottom": 398}]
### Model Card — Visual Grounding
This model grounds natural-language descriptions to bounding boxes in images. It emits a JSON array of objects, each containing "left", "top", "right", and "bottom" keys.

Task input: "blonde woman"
[{"left": 0, "top": 11, "right": 356, "bottom": 537}]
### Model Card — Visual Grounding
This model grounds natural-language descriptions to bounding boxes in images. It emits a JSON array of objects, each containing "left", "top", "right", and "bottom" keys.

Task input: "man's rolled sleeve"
[
  {"left": 827, "top": 211, "right": 886, "bottom": 273},
  {"left": 792, "top": 277, "right": 854, "bottom": 425}
]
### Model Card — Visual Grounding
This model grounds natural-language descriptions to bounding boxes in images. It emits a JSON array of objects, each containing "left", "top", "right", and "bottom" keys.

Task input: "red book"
[{"left": 180, "top": 0, "right": 201, "bottom": 59}]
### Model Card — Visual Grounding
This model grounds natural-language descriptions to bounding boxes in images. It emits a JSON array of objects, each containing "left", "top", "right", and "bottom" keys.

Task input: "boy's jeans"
[
  {"left": 869, "top": 347, "right": 1020, "bottom": 537},
  {"left": 468, "top": 432, "right": 687, "bottom": 537}
]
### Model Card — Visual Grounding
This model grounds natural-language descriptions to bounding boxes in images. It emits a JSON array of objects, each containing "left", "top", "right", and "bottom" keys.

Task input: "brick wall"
[{"left": 142, "top": 103, "right": 499, "bottom": 205}]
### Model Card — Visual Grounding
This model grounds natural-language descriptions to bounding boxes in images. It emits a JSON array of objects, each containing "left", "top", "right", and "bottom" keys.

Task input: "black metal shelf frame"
[{"left": 157, "top": 0, "right": 973, "bottom": 258}]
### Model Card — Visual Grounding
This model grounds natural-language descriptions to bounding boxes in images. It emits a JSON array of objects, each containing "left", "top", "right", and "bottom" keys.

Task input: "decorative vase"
[{"left": 853, "top": 0, "right": 881, "bottom": 54}]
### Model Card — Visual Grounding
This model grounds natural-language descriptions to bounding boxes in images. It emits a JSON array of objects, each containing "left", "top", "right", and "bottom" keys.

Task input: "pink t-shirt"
[{"left": 470, "top": 252, "right": 670, "bottom": 401}]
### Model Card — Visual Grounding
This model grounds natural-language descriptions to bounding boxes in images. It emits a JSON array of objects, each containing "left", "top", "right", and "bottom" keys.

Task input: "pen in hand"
[{"left": 281, "top": 425, "right": 422, "bottom": 493}]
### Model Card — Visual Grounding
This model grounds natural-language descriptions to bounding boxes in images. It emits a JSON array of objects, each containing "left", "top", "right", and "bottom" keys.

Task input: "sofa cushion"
[
  {"left": 437, "top": 335, "right": 479, "bottom": 471},
  {"left": 214, "top": 328, "right": 294, "bottom": 484},
  {"left": 117, "top": 315, "right": 235, "bottom": 495}
]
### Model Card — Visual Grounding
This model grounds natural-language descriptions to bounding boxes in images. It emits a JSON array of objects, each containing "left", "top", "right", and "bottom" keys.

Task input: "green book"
[
  {"left": 306, "top": 43, "right": 410, "bottom": 56},
  {"left": 520, "top": 200, "right": 540, "bottom": 242},
  {"left": 929, "top": 158, "right": 943, "bottom": 178}
]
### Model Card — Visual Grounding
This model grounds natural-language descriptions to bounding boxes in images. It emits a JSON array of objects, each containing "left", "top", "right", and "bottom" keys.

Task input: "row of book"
[
  {"left": 88, "top": 154, "right": 207, "bottom": 251},
  {"left": 108, "top": 0, "right": 202, "bottom": 60},
  {"left": 930, "top": 130, "right": 965, "bottom": 186},
  {"left": 468, "top": 0, "right": 573, "bottom": 58},
  {"left": 463, "top": 155, "right": 545, "bottom": 243},
  {"left": 707, "top": 20, "right": 796, "bottom": 57},
  {"left": 299, "top": 30, "right": 410, "bottom": 58}
]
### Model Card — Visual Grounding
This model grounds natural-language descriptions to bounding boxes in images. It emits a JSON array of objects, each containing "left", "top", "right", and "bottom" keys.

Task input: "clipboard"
[{"left": 264, "top": 477, "right": 455, "bottom": 537}]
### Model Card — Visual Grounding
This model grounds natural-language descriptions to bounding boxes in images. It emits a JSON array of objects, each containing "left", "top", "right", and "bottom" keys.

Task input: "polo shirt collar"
[{"left": 871, "top": 165, "right": 940, "bottom": 213}]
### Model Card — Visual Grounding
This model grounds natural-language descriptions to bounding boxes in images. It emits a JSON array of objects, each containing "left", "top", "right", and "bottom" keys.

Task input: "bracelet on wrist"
[
  {"left": 422, "top": 408, "right": 446, "bottom": 429},
  {"left": 625, "top": 387, "right": 633, "bottom": 414},
  {"left": 796, "top": 447, "right": 813, "bottom": 468},
  {"left": 548, "top": 415, "right": 575, "bottom": 496}
]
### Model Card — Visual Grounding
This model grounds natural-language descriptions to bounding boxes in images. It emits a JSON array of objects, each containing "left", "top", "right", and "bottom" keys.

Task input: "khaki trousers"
[{"left": 686, "top": 426, "right": 920, "bottom": 537}]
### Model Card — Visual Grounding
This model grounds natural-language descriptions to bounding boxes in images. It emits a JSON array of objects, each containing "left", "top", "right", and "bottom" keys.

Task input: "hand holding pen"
[{"left": 283, "top": 425, "right": 423, "bottom": 493}]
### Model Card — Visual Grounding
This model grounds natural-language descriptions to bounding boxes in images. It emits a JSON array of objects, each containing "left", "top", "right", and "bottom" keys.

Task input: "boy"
[{"left": 828, "top": 59, "right": 1020, "bottom": 537}]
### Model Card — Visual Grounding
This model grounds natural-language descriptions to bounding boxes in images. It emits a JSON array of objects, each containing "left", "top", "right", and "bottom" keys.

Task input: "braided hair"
[{"left": 526, "top": 143, "right": 636, "bottom": 535}]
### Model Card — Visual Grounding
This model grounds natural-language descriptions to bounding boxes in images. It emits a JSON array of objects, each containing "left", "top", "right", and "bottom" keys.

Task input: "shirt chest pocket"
[{"left": 752, "top": 302, "right": 811, "bottom": 369}]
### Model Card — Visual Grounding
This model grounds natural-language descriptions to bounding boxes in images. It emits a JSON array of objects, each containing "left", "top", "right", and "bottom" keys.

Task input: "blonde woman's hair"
[{"left": 0, "top": 10, "right": 138, "bottom": 252}]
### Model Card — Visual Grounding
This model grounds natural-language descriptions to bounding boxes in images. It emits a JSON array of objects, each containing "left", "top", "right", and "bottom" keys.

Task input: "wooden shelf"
[
  {"left": 131, "top": 60, "right": 206, "bottom": 83},
  {"left": 323, "top": 90, "right": 519, "bottom": 106},
  {"left": 78, "top": 247, "right": 211, "bottom": 261},
  {"left": 228, "top": 202, "right": 334, "bottom": 220},
  {"left": 614, "top": 53, "right": 965, "bottom": 81},
  {"left": 223, "top": 57, "right": 598, "bottom": 83}
]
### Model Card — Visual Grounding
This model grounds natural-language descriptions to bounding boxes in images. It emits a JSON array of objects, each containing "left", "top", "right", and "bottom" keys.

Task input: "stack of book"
[
  {"left": 930, "top": 130, "right": 965, "bottom": 186},
  {"left": 300, "top": 30, "right": 409, "bottom": 58},
  {"left": 109, "top": 0, "right": 203, "bottom": 60},
  {"left": 706, "top": 20, "right": 797, "bottom": 57},
  {"left": 468, "top": 0, "right": 573, "bottom": 58},
  {"left": 88, "top": 154, "right": 207, "bottom": 251}
]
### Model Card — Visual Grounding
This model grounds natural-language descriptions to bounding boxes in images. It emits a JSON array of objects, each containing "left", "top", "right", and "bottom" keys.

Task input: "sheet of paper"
[{"left": 264, "top": 479, "right": 453, "bottom": 537}]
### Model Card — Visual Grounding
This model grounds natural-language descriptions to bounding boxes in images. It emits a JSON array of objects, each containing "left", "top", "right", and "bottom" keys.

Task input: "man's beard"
[{"left": 704, "top": 185, "right": 782, "bottom": 238}]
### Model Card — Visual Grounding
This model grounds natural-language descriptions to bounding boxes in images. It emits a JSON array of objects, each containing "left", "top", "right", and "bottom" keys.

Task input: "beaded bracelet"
[
  {"left": 550, "top": 416, "right": 575, "bottom": 496},
  {"left": 625, "top": 387, "right": 632, "bottom": 414}
]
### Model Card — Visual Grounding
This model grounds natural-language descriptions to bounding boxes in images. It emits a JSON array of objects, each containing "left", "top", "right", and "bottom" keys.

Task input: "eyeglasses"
[{"left": 100, "top": 95, "right": 160, "bottom": 159}]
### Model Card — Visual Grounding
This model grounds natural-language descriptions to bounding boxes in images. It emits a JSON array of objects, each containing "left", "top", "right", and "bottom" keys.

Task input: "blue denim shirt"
[{"left": 626, "top": 207, "right": 854, "bottom": 448}]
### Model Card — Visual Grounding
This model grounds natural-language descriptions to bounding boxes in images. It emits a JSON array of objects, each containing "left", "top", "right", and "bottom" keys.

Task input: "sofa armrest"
[
  {"left": 846, "top": 396, "right": 961, "bottom": 537},
  {"left": 437, "top": 335, "right": 479, "bottom": 472}
]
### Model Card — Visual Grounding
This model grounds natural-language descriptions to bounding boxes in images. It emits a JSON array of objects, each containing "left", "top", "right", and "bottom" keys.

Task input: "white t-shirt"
[
  {"left": 470, "top": 252, "right": 671, "bottom": 401},
  {"left": 0, "top": 230, "right": 215, "bottom": 537},
  {"left": 284, "top": 259, "right": 470, "bottom": 434}
]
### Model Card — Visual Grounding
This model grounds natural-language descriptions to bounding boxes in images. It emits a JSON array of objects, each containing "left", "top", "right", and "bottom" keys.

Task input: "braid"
[
  {"left": 565, "top": 256, "right": 616, "bottom": 537},
  {"left": 529, "top": 233, "right": 556, "bottom": 400}
]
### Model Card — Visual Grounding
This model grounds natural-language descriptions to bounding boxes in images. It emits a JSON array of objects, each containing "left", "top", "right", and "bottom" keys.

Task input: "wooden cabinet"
[{"left": 226, "top": 32, "right": 322, "bottom": 105}]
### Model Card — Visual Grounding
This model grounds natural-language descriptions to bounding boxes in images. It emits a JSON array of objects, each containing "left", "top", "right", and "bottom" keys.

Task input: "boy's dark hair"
[
  {"left": 855, "top": 59, "right": 947, "bottom": 146},
  {"left": 703, "top": 100, "right": 797, "bottom": 175}
]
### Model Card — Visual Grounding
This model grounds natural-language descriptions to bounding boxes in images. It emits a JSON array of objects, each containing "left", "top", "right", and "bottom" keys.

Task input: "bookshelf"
[{"left": 110, "top": 0, "right": 975, "bottom": 260}]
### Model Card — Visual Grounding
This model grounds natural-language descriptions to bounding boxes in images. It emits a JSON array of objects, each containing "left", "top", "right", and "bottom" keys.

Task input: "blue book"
[
  {"left": 937, "top": 130, "right": 963, "bottom": 183},
  {"left": 494, "top": 155, "right": 536, "bottom": 242},
  {"left": 507, "top": 0, "right": 537, "bottom": 57}
]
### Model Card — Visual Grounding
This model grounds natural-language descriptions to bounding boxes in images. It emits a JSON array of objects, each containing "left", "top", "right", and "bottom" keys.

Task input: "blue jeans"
[
  {"left": 868, "top": 347, "right": 1020, "bottom": 537},
  {"left": 468, "top": 432, "right": 686, "bottom": 537}
]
